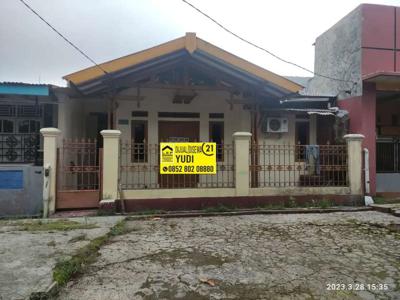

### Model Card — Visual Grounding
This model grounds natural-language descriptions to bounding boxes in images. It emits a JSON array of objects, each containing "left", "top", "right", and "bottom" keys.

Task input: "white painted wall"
[
  {"left": 57, "top": 96, "right": 108, "bottom": 140},
  {"left": 116, "top": 87, "right": 248, "bottom": 189},
  {"left": 115, "top": 87, "right": 251, "bottom": 144}
]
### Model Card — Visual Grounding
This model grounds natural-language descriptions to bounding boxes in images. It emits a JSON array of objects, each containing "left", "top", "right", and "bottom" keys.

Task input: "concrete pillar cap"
[
  {"left": 233, "top": 132, "right": 252, "bottom": 139},
  {"left": 344, "top": 134, "right": 365, "bottom": 141},
  {"left": 101, "top": 130, "right": 121, "bottom": 137},
  {"left": 40, "top": 128, "right": 61, "bottom": 137}
]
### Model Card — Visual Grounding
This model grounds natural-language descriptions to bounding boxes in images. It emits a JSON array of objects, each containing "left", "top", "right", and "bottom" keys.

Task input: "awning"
[
  {"left": 284, "top": 108, "right": 349, "bottom": 118},
  {"left": 363, "top": 72, "right": 400, "bottom": 91}
]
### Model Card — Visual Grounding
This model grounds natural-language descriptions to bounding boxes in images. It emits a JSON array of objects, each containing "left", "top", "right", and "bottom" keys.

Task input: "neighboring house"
[
  {"left": 49, "top": 33, "right": 356, "bottom": 211},
  {"left": 306, "top": 3, "right": 400, "bottom": 196},
  {"left": 0, "top": 82, "right": 58, "bottom": 216}
]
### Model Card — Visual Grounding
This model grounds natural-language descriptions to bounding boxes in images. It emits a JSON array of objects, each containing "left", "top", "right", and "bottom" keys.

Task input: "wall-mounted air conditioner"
[{"left": 265, "top": 117, "right": 289, "bottom": 133}]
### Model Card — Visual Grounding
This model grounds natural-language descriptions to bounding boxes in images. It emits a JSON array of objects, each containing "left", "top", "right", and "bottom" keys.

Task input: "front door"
[{"left": 158, "top": 121, "right": 199, "bottom": 188}]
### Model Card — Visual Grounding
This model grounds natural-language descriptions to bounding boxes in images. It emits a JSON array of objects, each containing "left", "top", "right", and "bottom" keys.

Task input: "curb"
[
  {"left": 126, "top": 206, "right": 373, "bottom": 221},
  {"left": 370, "top": 204, "right": 400, "bottom": 218},
  {"left": 29, "top": 281, "right": 58, "bottom": 300}
]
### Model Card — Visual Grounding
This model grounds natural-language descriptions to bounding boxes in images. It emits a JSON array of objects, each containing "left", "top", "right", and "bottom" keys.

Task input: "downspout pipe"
[
  {"left": 42, "top": 164, "right": 51, "bottom": 218},
  {"left": 363, "top": 148, "right": 370, "bottom": 194}
]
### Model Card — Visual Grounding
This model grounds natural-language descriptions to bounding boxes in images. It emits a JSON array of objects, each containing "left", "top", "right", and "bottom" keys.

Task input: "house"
[
  {"left": 40, "top": 32, "right": 363, "bottom": 213},
  {"left": 306, "top": 3, "right": 400, "bottom": 197},
  {"left": 0, "top": 82, "right": 58, "bottom": 216}
]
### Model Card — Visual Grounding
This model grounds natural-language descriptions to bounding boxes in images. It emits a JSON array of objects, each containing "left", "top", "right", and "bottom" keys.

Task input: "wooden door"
[{"left": 158, "top": 121, "right": 199, "bottom": 188}]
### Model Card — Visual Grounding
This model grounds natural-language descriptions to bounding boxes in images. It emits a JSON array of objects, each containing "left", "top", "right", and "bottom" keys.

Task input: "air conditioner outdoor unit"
[{"left": 266, "top": 117, "right": 289, "bottom": 133}]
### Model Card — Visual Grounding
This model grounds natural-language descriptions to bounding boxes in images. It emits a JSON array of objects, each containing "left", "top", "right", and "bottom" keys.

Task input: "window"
[
  {"left": 295, "top": 120, "right": 310, "bottom": 161},
  {"left": 158, "top": 112, "right": 199, "bottom": 118},
  {"left": 209, "top": 121, "right": 224, "bottom": 161},
  {"left": 18, "top": 120, "right": 40, "bottom": 133},
  {"left": 209, "top": 113, "right": 224, "bottom": 119},
  {"left": 392, "top": 115, "right": 399, "bottom": 126},
  {"left": 0, "top": 119, "right": 14, "bottom": 133},
  {"left": 131, "top": 120, "right": 147, "bottom": 162}
]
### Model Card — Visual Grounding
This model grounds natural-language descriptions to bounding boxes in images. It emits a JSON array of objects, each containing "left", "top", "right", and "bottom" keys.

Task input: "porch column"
[
  {"left": 101, "top": 130, "right": 121, "bottom": 200},
  {"left": 233, "top": 132, "right": 252, "bottom": 196},
  {"left": 40, "top": 127, "right": 61, "bottom": 216},
  {"left": 344, "top": 134, "right": 365, "bottom": 195}
]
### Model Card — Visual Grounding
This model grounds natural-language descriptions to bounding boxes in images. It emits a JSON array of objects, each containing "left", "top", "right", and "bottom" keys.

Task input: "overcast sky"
[{"left": 0, "top": 0, "right": 399, "bottom": 86}]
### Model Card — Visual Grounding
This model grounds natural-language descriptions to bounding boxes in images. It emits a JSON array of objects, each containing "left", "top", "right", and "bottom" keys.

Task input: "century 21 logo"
[{"left": 202, "top": 143, "right": 214, "bottom": 156}]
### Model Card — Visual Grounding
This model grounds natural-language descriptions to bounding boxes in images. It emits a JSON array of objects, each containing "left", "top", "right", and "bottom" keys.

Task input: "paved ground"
[
  {"left": 0, "top": 216, "right": 123, "bottom": 300},
  {"left": 58, "top": 211, "right": 400, "bottom": 300}
]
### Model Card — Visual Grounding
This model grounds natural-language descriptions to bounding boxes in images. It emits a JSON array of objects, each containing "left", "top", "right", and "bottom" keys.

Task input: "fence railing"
[
  {"left": 249, "top": 144, "right": 348, "bottom": 188},
  {"left": 119, "top": 142, "right": 235, "bottom": 189},
  {"left": 376, "top": 139, "right": 400, "bottom": 173},
  {"left": 0, "top": 133, "right": 42, "bottom": 164}
]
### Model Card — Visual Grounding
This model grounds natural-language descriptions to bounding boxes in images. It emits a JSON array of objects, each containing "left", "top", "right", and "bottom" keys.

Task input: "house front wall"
[
  {"left": 113, "top": 87, "right": 318, "bottom": 191},
  {"left": 115, "top": 87, "right": 251, "bottom": 190},
  {"left": 57, "top": 96, "right": 108, "bottom": 140},
  {"left": 115, "top": 87, "right": 251, "bottom": 144}
]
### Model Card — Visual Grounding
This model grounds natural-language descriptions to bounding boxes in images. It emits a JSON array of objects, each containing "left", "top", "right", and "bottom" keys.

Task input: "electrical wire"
[
  {"left": 182, "top": 0, "right": 357, "bottom": 86},
  {"left": 18, "top": 0, "right": 108, "bottom": 75}
]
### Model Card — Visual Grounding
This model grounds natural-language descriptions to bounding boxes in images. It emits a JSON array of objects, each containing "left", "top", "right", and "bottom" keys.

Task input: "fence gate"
[{"left": 56, "top": 138, "right": 102, "bottom": 209}]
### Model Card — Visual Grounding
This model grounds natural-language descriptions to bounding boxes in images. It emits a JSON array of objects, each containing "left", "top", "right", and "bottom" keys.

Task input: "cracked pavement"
[
  {"left": 58, "top": 211, "right": 400, "bottom": 300},
  {"left": 0, "top": 216, "right": 124, "bottom": 300}
]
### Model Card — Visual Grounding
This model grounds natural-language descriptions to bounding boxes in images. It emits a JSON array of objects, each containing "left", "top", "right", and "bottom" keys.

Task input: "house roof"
[
  {"left": 63, "top": 33, "right": 302, "bottom": 96},
  {"left": 0, "top": 82, "right": 51, "bottom": 96},
  {"left": 284, "top": 76, "right": 311, "bottom": 88}
]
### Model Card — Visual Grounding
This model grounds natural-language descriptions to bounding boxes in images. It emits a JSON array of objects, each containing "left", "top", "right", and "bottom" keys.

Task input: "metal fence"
[
  {"left": 249, "top": 143, "right": 348, "bottom": 187},
  {"left": 376, "top": 139, "right": 400, "bottom": 173},
  {"left": 0, "top": 133, "right": 42, "bottom": 164},
  {"left": 57, "top": 138, "right": 101, "bottom": 191},
  {"left": 119, "top": 142, "right": 234, "bottom": 189}
]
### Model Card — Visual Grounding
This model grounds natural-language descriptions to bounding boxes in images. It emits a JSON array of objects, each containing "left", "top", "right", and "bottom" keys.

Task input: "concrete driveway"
[
  {"left": 0, "top": 216, "right": 123, "bottom": 300},
  {"left": 58, "top": 211, "right": 400, "bottom": 300}
]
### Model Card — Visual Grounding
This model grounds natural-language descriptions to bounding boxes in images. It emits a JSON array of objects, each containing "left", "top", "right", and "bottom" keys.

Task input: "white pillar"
[
  {"left": 101, "top": 130, "right": 121, "bottom": 200},
  {"left": 233, "top": 132, "right": 252, "bottom": 196},
  {"left": 344, "top": 134, "right": 365, "bottom": 195},
  {"left": 40, "top": 127, "right": 61, "bottom": 215}
]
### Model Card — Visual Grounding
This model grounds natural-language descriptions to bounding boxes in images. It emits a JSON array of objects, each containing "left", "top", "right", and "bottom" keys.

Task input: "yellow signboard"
[{"left": 160, "top": 142, "right": 216, "bottom": 174}]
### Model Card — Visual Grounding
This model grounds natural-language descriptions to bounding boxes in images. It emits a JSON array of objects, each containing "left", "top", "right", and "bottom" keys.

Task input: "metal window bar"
[
  {"left": 57, "top": 138, "right": 100, "bottom": 191},
  {"left": 119, "top": 142, "right": 235, "bottom": 189},
  {"left": 249, "top": 143, "right": 348, "bottom": 187},
  {"left": 376, "top": 139, "right": 399, "bottom": 173},
  {"left": 0, "top": 133, "right": 42, "bottom": 164}
]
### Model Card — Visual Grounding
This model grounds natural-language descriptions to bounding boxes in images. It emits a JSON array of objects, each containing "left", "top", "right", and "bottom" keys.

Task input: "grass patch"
[
  {"left": 257, "top": 203, "right": 285, "bottom": 210},
  {"left": 53, "top": 219, "right": 127, "bottom": 286},
  {"left": 13, "top": 219, "right": 98, "bottom": 232},
  {"left": 136, "top": 209, "right": 166, "bottom": 215},
  {"left": 96, "top": 208, "right": 116, "bottom": 216},
  {"left": 373, "top": 197, "right": 400, "bottom": 204},
  {"left": 318, "top": 198, "right": 333, "bottom": 209},
  {"left": 68, "top": 234, "right": 87, "bottom": 243},
  {"left": 373, "top": 197, "right": 388, "bottom": 204},
  {"left": 202, "top": 204, "right": 235, "bottom": 213}
]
